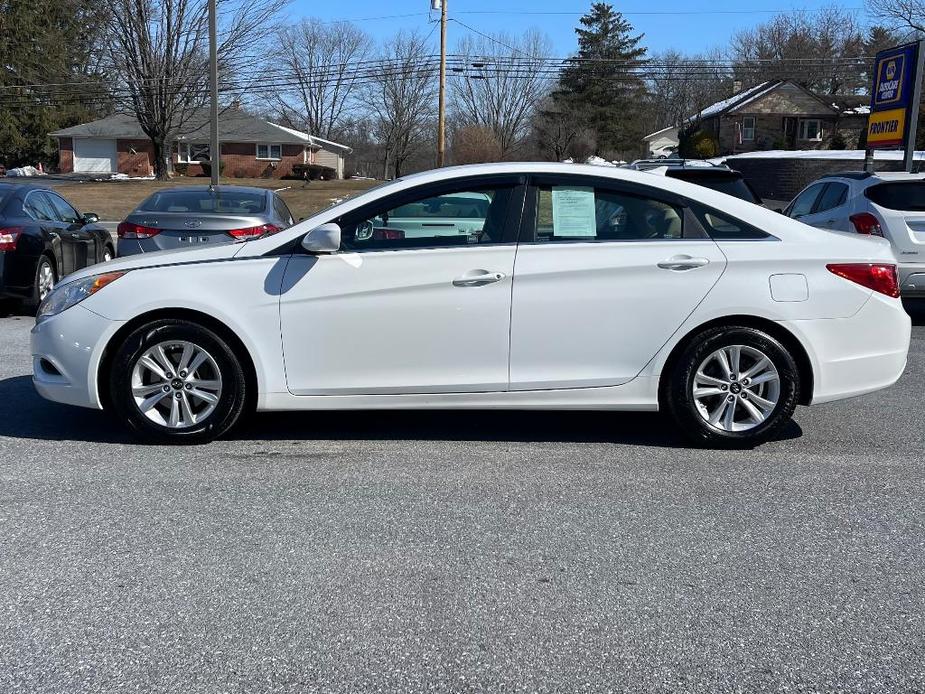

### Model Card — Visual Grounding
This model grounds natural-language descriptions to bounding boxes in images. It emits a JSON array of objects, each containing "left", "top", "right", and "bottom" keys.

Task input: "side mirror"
[
  {"left": 301, "top": 222, "right": 340, "bottom": 253},
  {"left": 82, "top": 212, "right": 100, "bottom": 224}
]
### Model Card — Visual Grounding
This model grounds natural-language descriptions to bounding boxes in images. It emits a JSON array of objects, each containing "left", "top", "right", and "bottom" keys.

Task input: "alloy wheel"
[
  {"left": 692, "top": 345, "right": 781, "bottom": 432},
  {"left": 130, "top": 340, "right": 223, "bottom": 429},
  {"left": 38, "top": 262, "right": 55, "bottom": 301}
]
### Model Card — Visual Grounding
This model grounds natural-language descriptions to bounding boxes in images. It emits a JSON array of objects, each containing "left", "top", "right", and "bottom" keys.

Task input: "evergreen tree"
[
  {"left": 0, "top": 0, "right": 109, "bottom": 169},
  {"left": 554, "top": 2, "right": 648, "bottom": 158}
]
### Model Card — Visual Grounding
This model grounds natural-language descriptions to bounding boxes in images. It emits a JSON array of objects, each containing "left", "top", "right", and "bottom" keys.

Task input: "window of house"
[
  {"left": 532, "top": 185, "right": 687, "bottom": 242},
  {"left": 256, "top": 144, "right": 282, "bottom": 160},
  {"left": 798, "top": 119, "right": 823, "bottom": 141},
  {"left": 177, "top": 142, "right": 211, "bottom": 163},
  {"left": 742, "top": 116, "right": 756, "bottom": 141}
]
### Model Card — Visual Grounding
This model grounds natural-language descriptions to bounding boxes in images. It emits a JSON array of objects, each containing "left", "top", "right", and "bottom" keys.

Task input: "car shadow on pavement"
[
  {"left": 233, "top": 408, "right": 803, "bottom": 448},
  {"left": 0, "top": 376, "right": 132, "bottom": 444},
  {"left": 0, "top": 375, "right": 802, "bottom": 448},
  {"left": 904, "top": 299, "right": 925, "bottom": 326}
]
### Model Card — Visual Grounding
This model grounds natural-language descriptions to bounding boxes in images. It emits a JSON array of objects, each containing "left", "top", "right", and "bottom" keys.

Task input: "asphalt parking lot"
[{"left": 1, "top": 306, "right": 924, "bottom": 693}]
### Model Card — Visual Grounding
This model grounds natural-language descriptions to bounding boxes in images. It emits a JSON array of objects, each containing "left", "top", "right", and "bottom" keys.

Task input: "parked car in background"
[
  {"left": 784, "top": 172, "right": 925, "bottom": 296},
  {"left": 33, "top": 163, "right": 909, "bottom": 447},
  {"left": 117, "top": 185, "right": 294, "bottom": 257},
  {"left": 629, "top": 160, "right": 764, "bottom": 205},
  {"left": 0, "top": 183, "right": 113, "bottom": 308}
]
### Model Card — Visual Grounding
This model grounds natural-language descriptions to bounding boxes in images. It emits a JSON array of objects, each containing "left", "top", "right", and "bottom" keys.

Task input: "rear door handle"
[
  {"left": 657, "top": 255, "right": 710, "bottom": 271},
  {"left": 453, "top": 270, "right": 505, "bottom": 287}
]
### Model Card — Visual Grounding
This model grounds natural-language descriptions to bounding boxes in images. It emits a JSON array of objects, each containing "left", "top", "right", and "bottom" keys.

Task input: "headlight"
[{"left": 36, "top": 271, "right": 126, "bottom": 322}]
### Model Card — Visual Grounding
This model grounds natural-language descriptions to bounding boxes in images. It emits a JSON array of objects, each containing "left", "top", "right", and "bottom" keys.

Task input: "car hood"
[{"left": 61, "top": 240, "right": 244, "bottom": 284}]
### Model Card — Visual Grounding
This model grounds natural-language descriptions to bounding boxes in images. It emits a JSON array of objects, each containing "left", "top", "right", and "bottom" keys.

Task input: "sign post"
[
  {"left": 866, "top": 41, "right": 925, "bottom": 173},
  {"left": 904, "top": 40, "right": 925, "bottom": 172}
]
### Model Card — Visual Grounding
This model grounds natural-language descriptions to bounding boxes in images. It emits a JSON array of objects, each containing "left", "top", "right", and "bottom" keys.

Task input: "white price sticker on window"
[{"left": 551, "top": 186, "right": 596, "bottom": 237}]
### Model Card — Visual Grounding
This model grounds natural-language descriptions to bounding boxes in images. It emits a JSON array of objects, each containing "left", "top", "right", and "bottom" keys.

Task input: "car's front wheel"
[
  {"left": 109, "top": 319, "right": 248, "bottom": 443},
  {"left": 664, "top": 326, "right": 800, "bottom": 447}
]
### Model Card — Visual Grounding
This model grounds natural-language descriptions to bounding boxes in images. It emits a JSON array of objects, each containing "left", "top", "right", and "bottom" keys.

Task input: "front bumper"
[
  {"left": 31, "top": 305, "right": 123, "bottom": 410},
  {"left": 782, "top": 292, "right": 912, "bottom": 405}
]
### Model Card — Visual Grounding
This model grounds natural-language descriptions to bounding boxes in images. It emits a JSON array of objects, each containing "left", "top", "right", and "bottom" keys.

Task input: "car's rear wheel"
[
  {"left": 109, "top": 319, "right": 247, "bottom": 443},
  {"left": 664, "top": 326, "right": 800, "bottom": 447}
]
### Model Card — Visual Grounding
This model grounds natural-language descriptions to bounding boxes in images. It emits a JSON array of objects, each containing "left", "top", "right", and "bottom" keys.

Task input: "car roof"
[
  {"left": 820, "top": 171, "right": 925, "bottom": 183},
  {"left": 146, "top": 185, "right": 271, "bottom": 195}
]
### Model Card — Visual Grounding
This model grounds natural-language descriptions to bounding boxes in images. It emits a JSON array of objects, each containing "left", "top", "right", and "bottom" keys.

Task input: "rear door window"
[
  {"left": 814, "top": 182, "right": 849, "bottom": 213},
  {"left": 787, "top": 183, "right": 825, "bottom": 218},
  {"left": 24, "top": 192, "right": 58, "bottom": 222},
  {"left": 530, "top": 184, "right": 689, "bottom": 242},
  {"left": 865, "top": 181, "right": 925, "bottom": 211}
]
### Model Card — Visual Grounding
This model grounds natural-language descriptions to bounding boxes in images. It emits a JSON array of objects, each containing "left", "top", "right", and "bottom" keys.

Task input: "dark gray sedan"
[{"left": 117, "top": 185, "right": 294, "bottom": 256}]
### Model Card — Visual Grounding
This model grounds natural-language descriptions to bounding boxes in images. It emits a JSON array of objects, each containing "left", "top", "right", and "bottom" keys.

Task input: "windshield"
[
  {"left": 139, "top": 190, "right": 266, "bottom": 214},
  {"left": 666, "top": 171, "right": 762, "bottom": 204},
  {"left": 865, "top": 181, "right": 925, "bottom": 211}
]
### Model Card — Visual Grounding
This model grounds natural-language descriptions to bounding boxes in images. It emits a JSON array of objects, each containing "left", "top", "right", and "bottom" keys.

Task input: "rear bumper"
[
  {"left": 0, "top": 250, "right": 38, "bottom": 299},
  {"left": 782, "top": 293, "right": 911, "bottom": 405},
  {"left": 899, "top": 262, "right": 925, "bottom": 296},
  {"left": 31, "top": 304, "right": 123, "bottom": 409}
]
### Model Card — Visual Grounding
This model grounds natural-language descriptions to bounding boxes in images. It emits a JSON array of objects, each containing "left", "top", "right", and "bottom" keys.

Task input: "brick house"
[
  {"left": 678, "top": 79, "right": 867, "bottom": 156},
  {"left": 50, "top": 109, "right": 352, "bottom": 179}
]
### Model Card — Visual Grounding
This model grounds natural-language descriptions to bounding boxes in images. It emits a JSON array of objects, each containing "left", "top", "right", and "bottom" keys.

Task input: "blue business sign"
[{"left": 871, "top": 43, "right": 919, "bottom": 112}]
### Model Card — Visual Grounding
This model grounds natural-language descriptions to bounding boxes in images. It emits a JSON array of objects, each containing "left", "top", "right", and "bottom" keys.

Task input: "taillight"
[
  {"left": 849, "top": 212, "right": 884, "bottom": 237},
  {"left": 372, "top": 228, "right": 405, "bottom": 240},
  {"left": 827, "top": 263, "right": 900, "bottom": 298},
  {"left": 117, "top": 221, "right": 161, "bottom": 239},
  {"left": 228, "top": 223, "right": 281, "bottom": 238},
  {"left": 0, "top": 227, "right": 23, "bottom": 251}
]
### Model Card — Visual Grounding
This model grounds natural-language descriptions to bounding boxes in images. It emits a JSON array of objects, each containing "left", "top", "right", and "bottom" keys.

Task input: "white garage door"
[{"left": 74, "top": 138, "right": 117, "bottom": 173}]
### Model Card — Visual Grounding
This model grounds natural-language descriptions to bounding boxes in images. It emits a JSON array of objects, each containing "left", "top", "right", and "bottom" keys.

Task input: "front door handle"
[
  {"left": 453, "top": 270, "right": 505, "bottom": 287},
  {"left": 657, "top": 255, "right": 710, "bottom": 271}
]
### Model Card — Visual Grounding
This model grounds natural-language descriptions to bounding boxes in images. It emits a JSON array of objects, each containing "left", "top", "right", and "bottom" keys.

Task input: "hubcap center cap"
[
  {"left": 171, "top": 378, "right": 184, "bottom": 390},
  {"left": 730, "top": 382, "right": 742, "bottom": 394}
]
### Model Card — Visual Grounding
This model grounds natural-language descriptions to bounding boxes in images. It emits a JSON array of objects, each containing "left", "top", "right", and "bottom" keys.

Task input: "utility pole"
[
  {"left": 208, "top": 0, "right": 220, "bottom": 188},
  {"left": 435, "top": 0, "right": 447, "bottom": 167}
]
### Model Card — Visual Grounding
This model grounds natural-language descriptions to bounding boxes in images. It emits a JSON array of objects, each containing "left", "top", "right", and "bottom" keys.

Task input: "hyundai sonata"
[{"left": 32, "top": 163, "right": 911, "bottom": 446}]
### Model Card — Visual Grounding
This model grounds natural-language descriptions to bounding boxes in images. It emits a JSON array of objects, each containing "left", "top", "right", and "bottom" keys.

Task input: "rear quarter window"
[{"left": 865, "top": 181, "right": 925, "bottom": 211}]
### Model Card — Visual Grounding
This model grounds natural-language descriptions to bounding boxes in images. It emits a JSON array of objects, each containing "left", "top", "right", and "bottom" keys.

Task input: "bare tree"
[
  {"left": 868, "top": 0, "right": 925, "bottom": 34},
  {"left": 275, "top": 19, "right": 373, "bottom": 140},
  {"left": 449, "top": 29, "right": 553, "bottom": 159},
  {"left": 729, "top": 5, "right": 867, "bottom": 95},
  {"left": 647, "top": 48, "right": 732, "bottom": 129},
  {"left": 105, "top": 0, "right": 287, "bottom": 179},
  {"left": 365, "top": 30, "right": 437, "bottom": 178},
  {"left": 450, "top": 125, "right": 502, "bottom": 164}
]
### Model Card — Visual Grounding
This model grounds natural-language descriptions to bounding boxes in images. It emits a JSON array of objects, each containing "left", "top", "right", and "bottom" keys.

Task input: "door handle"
[
  {"left": 453, "top": 270, "right": 505, "bottom": 287},
  {"left": 657, "top": 255, "right": 710, "bottom": 271}
]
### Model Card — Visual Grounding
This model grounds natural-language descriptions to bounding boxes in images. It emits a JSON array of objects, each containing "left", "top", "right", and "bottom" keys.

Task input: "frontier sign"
[{"left": 867, "top": 43, "right": 920, "bottom": 149}]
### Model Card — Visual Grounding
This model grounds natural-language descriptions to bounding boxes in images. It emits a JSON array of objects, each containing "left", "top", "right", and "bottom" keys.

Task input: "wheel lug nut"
[
  {"left": 729, "top": 373, "right": 736, "bottom": 380},
  {"left": 180, "top": 370, "right": 187, "bottom": 378},
  {"left": 741, "top": 392, "right": 747, "bottom": 399},
  {"left": 727, "top": 395, "right": 735, "bottom": 402},
  {"left": 162, "top": 385, "right": 170, "bottom": 392},
  {"left": 185, "top": 383, "right": 192, "bottom": 390},
  {"left": 175, "top": 393, "right": 182, "bottom": 399},
  {"left": 720, "top": 384, "right": 728, "bottom": 391}
]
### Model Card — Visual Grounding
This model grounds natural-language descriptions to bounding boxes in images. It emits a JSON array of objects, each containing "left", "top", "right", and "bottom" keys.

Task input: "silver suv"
[{"left": 785, "top": 171, "right": 925, "bottom": 296}]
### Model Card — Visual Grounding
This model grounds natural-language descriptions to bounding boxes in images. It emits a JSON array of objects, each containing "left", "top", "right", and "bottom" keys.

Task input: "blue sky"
[{"left": 291, "top": 0, "right": 870, "bottom": 57}]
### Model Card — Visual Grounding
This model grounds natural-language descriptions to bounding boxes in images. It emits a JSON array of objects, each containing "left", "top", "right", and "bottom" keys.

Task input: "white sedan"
[{"left": 31, "top": 163, "right": 911, "bottom": 446}]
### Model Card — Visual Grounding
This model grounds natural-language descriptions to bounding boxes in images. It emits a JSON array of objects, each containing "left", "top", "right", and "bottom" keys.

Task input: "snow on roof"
[
  {"left": 711, "top": 149, "right": 925, "bottom": 162},
  {"left": 642, "top": 125, "right": 678, "bottom": 140},
  {"left": 686, "top": 81, "right": 776, "bottom": 123}
]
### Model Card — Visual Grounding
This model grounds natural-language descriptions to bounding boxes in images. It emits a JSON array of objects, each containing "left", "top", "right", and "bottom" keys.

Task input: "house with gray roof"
[
  {"left": 50, "top": 108, "right": 353, "bottom": 179},
  {"left": 644, "top": 80, "right": 867, "bottom": 157}
]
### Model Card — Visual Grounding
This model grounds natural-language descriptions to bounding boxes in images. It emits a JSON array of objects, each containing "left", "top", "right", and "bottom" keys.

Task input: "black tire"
[
  {"left": 663, "top": 326, "right": 800, "bottom": 448},
  {"left": 26, "top": 255, "right": 56, "bottom": 311},
  {"left": 103, "top": 244, "right": 115, "bottom": 263},
  {"left": 108, "top": 319, "right": 248, "bottom": 444}
]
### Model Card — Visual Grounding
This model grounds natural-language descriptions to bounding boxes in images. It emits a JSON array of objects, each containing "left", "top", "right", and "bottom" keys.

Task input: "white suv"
[{"left": 785, "top": 171, "right": 925, "bottom": 296}]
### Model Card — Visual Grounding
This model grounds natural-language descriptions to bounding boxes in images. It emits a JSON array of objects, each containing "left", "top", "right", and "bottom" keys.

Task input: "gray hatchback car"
[{"left": 117, "top": 185, "right": 294, "bottom": 256}]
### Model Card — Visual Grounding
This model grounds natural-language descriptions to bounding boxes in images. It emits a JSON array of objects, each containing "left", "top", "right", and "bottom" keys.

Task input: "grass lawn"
[{"left": 44, "top": 177, "right": 380, "bottom": 222}]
